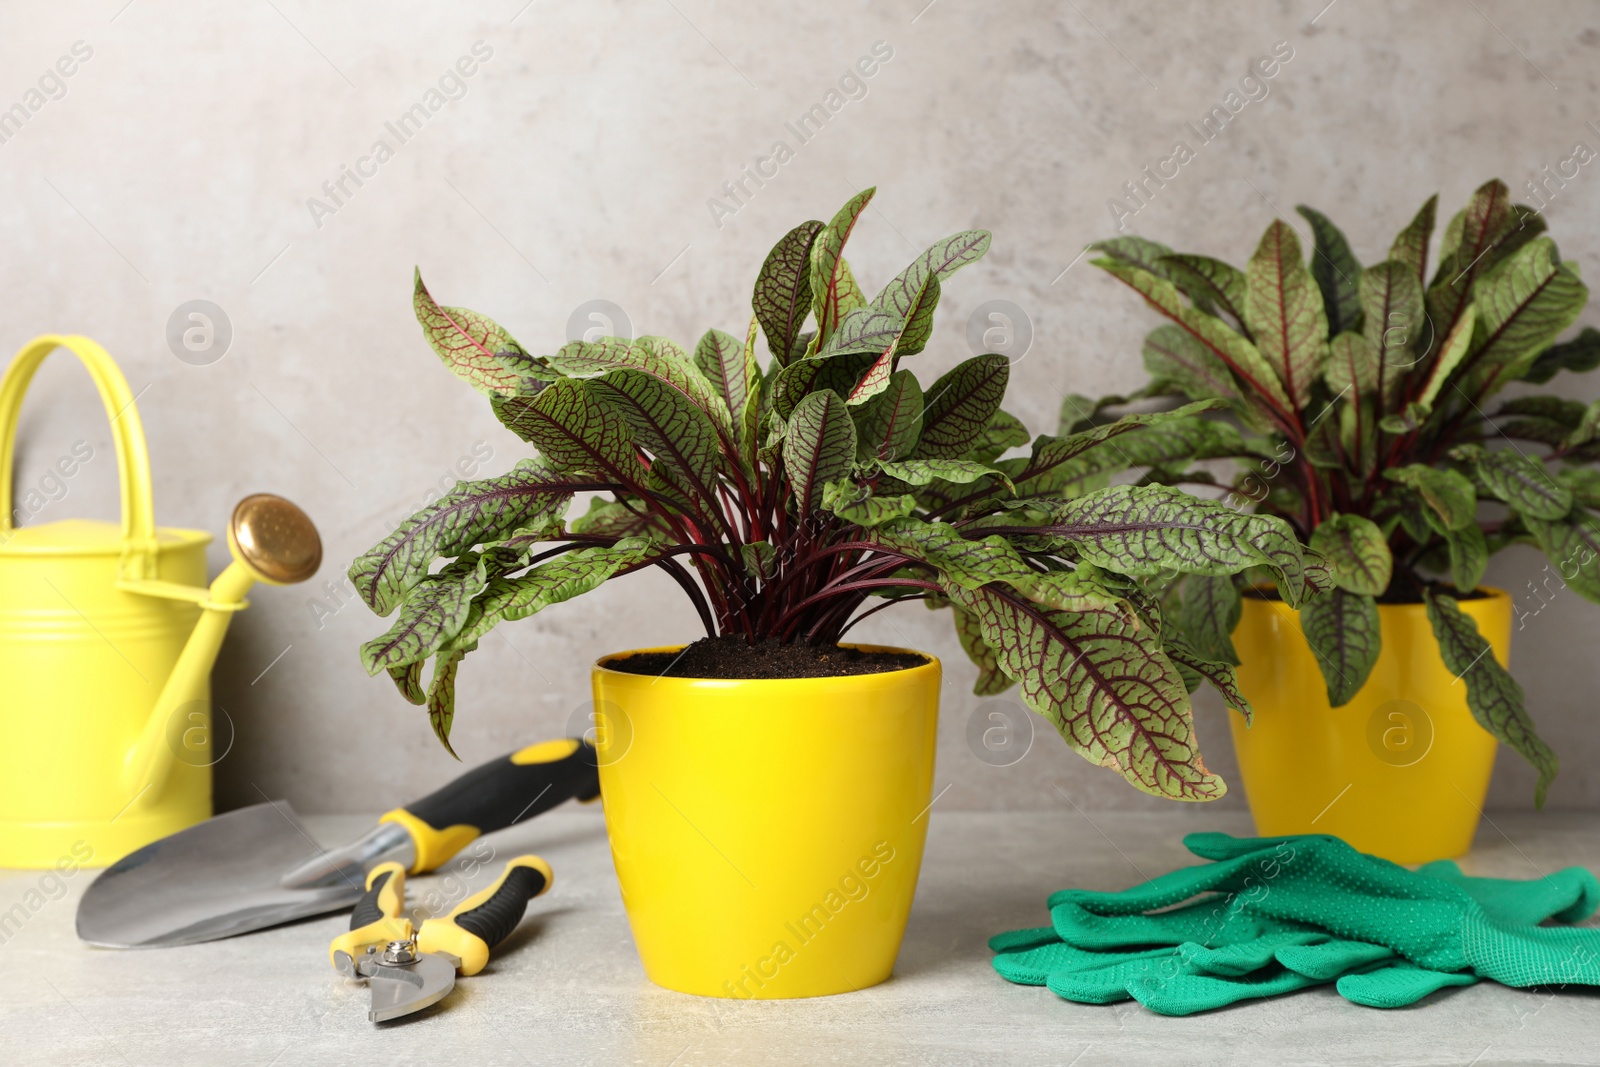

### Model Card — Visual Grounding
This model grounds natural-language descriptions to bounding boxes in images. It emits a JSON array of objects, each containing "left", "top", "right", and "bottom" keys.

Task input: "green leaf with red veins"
[
  {"left": 349, "top": 457, "right": 580, "bottom": 615},
  {"left": 822, "top": 226, "right": 991, "bottom": 395},
  {"left": 819, "top": 303, "right": 909, "bottom": 361},
  {"left": 826, "top": 260, "right": 867, "bottom": 333},
  {"left": 1029, "top": 483, "right": 1317, "bottom": 606},
  {"left": 949, "top": 584, "right": 1227, "bottom": 801},
  {"left": 783, "top": 390, "right": 857, "bottom": 513},
  {"left": 360, "top": 556, "right": 489, "bottom": 674},
  {"left": 1522, "top": 326, "right": 1600, "bottom": 385},
  {"left": 821, "top": 481, "right": 917, "bottom": 527},
  {"left": 1296, "top": 205, "right": 1364, "bottom": 337},
  {"left": 914, "top": 354, "right": 1010, "bottom": 459},
  {"left": 491, "top": 379, "right": 647, "bottom": 486},
  {"left": 870, "top": 229, "right": 992, "bottom": 342},
  {"left": 1427, "top": 180, "right": 1511, "bottom": 337},
  {"left": 1412, "top": 304, "right": 1478, "bottom": 414},
  {"left": 1301, "top": 587, "right": 1380, "bottom": 707},
  {"left": 693, "top": 327, "right": 755, "bottom": 420},
  {"left": 413, "top": 269, "right": 527, "bottom": 397},
  {"left": 1143, "top": 324, "right": 1246, "bottom": 411},
  {"left": 1389, "top": 194, "right": 1438, "bottom": 289},
  {"left": 1458, "top": 238, "right": 1588, "bottom": 398},
  {"left": 753, "top": 220, "right": 823, "bottom": 366},
  {"left": 1358, "top": 260, "right": 1424, "bottom": 407},
  {"left": 1245, "top": 219, "right": 1330, "bottom": 410},
  {"left": 1010, "top": 401, "right": 1234, "bottom": 498},
  {"left": 1161, "top": 631, "right": 1253, "bottom": 723},
  {"left": 893, "top": 274, "right": 941, "bottom": 360},
  {"left": 867, "top": 520, "right": 1044, "bottom": 591},
  {"left": 843, "top": 277, "right": 939, "bottom": 405},
  {"left": 1324, "top": 331, "right": 1380, "bottom": 408},
  {"left": 1451, "top": 445, "right": 1572, "bottom": 520},
  {"left": 444, "top": 539, "right": 657, "bottom": 651},
  {"left": 852, "top": 369, "right": 924, "bottom": 461},
  {"left": 742, "top": 316, "right": 765, "bottom": 457},
  {"left": 568, "top": 497, "right": 670, "bottom": 540},
  {"left": 740, "top": 541, "right": 777, "bottom": 580},
  {"left": 634, "top": 335, "right": 692, "bottom": 362},
  {"left": 1158, "top": 253, "right": 1250, "bottom": 329},
  {"left": 426, "top": 645, "right": 471, "bottom": 758},
  {"left": 1521, "top": 511, "right": 1600, "bottom": 603},
  {"left": 1558, "top": 468, "right": 1600, "bottom": 509},
  {"left": 1309, "top": 513, "right": 1392, "bottom": 596},
  {"left": 548, "top": 337, "right": 737, "bottom": 455},
  {"left": 769, "top": 351, "right": 876, "bottom": 423},
  {"left": 1174, "top": 574, "right": 1241, "bottom": 666},
  {"left": 1496, "top": 394, "right": 1587, "bottom": 424},
  {"left": 952, "top": 604, "right": 1014, "bottom": 696},
  {"left": 866, "top": 520, "right": 1121, "bottom": 612},
  {"left": 593, "top": 368, "right": 724, "bottom": 504},
  {"left": 1384, "top": 464, "right": 1477, "bottom": 531},
  {"left": 387, "top": 662, "right": 424, "bottom": 706},
  {"left": 490, "top": 350, "right": 562, "bottom": 396},
  {"left": 1091, "top": 236, "right": 1174, "bottom": 278},
  {"left": 811, "top": 188, "right": 876, "bottom": 346},
  {"left": 1095, "top": 258, "right": 1293, "bottom": 420},
  {"left": 967, "top": 409, "right": 1030, "bottom": 463},
  {"left": 1445, "top": 521, "right": 1488, "bottom": 592},
  {"left": 878, "top": 458, "right": 1009, "bottom": 490},
  {"left": 1424, "top": 590, "right": 1558, "bottom": 807}
]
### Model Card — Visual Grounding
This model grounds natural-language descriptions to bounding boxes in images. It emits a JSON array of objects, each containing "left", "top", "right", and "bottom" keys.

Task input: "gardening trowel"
[{"left": 76, "top": 737, "right": 598, "bottom": 947}]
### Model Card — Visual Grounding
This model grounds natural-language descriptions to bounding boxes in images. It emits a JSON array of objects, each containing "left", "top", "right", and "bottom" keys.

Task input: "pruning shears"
[{"left": 330, "top": 855, "right": 554, "bottom": 1022}]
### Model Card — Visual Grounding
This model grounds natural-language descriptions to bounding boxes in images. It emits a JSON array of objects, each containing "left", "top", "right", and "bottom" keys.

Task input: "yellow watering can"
[{"left": 0, "top": 335, "right": 322, "bottom": 869}]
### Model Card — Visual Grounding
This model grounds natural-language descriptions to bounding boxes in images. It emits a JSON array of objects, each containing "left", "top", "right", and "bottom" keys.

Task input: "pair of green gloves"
[{"left": 990, "top": 832, "right": 1600, "bottom": 1016}]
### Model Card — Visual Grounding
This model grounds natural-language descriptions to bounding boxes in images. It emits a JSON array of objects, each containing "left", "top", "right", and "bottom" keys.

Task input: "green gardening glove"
[
  {"left": 1276, "top": 858, "right": 1599, "bottom": 1009},
  {"left": 994, "top": 835, "right": 1600, "bottom": 1015},
  {"left": 1126, "top": 850, "right": 1600, "bottom": 1013},
  {"left": 1049, "top": 833, "right": 1600, "bottom": 989},
  {"left": 993, "top": 905, "right": 1338, "bottom": 1012}
]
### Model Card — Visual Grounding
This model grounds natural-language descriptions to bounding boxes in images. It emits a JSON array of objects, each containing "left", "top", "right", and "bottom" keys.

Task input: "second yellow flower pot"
[
  {"left": 591, "top": 645, "right": 940, "bottom": 999},
  {"left": 1228, "top": 589, "right": 1511, "bottom": 864}
]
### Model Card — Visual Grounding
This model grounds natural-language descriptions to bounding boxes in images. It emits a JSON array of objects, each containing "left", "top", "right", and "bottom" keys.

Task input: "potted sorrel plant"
[
  {"left": 1086, "top": 179, "right": 1599, "bottom": 862},
  {"left": 350, "top": 189, "right": 1322, "bottom": 998}
]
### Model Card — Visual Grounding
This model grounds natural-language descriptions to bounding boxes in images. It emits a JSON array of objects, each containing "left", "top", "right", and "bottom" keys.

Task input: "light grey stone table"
[{"left": 3, "top": 809, "right": 1596, "bottom": 1067}]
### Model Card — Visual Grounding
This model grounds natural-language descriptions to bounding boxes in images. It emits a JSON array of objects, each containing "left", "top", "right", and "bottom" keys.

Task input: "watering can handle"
[{"left": 0, "top": 334, "right": 160, "bottom": 579}]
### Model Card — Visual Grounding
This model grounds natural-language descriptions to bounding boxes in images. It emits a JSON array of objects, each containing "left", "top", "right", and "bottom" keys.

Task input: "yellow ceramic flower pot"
[
  {"left": 591, "top": 645, "right": 940, "bottom": 999},
  {"left": 1228, "top": 589, "right": 1510, "bottom": 864}
]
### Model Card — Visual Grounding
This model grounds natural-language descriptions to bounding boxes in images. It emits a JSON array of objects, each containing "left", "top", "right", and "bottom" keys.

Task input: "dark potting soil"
[
  {"left": 1244, "top": 582, "right": 1491, "bottom": 605},
  {"left": 604, "top": 637, "right": 927, "bottom": 680}
]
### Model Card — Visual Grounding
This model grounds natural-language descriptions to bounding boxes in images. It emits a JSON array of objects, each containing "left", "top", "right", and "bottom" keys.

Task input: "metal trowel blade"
[{"left": 75, "top": 801, "right": 363, "bottom": 947}]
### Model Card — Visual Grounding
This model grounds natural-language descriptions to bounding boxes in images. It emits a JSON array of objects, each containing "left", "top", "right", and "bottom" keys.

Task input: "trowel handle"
[{"left": 379, "top": 739, "right": 599, "bottom": 873}]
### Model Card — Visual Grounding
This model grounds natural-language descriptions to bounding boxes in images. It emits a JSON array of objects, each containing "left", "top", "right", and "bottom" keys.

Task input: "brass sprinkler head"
[{"left": 228, "top": 493, "right": 322, "bottom": 586}]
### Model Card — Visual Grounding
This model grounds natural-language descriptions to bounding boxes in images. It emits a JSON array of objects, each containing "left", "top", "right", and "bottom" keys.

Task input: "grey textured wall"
[{"left": 2, "top": 1, "right": 1596, "bottom": 814}]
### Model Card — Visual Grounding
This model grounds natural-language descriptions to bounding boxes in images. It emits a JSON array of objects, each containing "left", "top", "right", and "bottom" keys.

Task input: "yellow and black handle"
[
  {"left": 378, "top": 738, "right": 599, "bottom": 873},
  {"left": 418, "top": 855, "right": 553, "bottom": 976},
  {"left": 329, "top": 861, "right": 413, "bottom": 970}
]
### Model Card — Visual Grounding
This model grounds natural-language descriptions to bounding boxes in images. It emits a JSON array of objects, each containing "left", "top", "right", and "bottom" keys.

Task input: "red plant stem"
[
  {"left": 759, "top": 540, "right": 911, "bottom": 604},
  {"left": 776, "top": 552, "right": 933, "bottom": 636},
  {"left": 659, "top": 540, "right": 757, "bottom": 639},
  {"left": 651, "top": 557, "right": 718, "bottom": 638},
  {"left": 832, "top": 594, "right": 933, "bottom": 641},
  {"left": 773, "top": 577, "right": 943, "bottom": 635}
]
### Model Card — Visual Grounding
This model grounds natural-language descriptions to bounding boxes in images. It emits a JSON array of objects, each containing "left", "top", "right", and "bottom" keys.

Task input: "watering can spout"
[{"left": 121, "top": 494, "right": 322, "bottom": 798}]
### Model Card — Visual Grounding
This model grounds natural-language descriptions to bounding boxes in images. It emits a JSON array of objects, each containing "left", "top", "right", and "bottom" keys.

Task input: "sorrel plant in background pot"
[
  {"left": 1088, "top": 179, "right": 1600, "bottom": 862},
  {"left": 350, "top": 189, "right": 1322, "bottom": 998}
]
